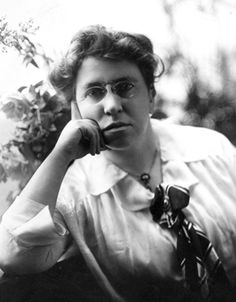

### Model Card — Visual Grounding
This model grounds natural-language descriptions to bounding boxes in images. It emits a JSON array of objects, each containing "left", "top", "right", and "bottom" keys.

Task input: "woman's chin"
[
  {"left": 104, "top": 139, "right": 133, "bottom": 151},
  {"left": 102, "top": 128, "right": 134, "bottom": 150}
]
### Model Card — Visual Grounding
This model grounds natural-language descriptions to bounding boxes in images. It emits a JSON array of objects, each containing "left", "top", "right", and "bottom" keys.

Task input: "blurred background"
[{"left": 1, "top": 0, "right": 236, "bottom": 216}]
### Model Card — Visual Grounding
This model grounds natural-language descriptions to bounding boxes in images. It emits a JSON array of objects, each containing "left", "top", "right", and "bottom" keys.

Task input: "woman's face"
[{"left": 75, "top": 57, "right": 153, "bottom": 150}]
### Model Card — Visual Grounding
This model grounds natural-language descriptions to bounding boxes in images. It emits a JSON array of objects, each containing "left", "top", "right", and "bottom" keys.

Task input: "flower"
[{"left": 0, "top": 92, "right": 31, "bottom": 121}]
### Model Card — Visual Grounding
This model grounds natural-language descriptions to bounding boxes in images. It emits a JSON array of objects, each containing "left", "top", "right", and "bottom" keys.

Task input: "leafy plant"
[
  {"left": 0, "top": 17, "right": 70, "bottom": 203},
  {"left": 0, "top": 16, "right": 52, "bottom": 67},
  {"left": 0, "top": 80, "right": 70, "bottom": 197}
]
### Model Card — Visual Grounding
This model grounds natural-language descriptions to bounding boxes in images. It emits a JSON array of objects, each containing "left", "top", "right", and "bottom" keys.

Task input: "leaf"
[
  {"left": 0, "top": 163, "right": 7, "bottom": 183},
  {"left": 23, "top": 54, "right": 39, "bottom": 68},
  {"left": 30, "top": 58, "right": 39, "bottom": 68},
  {"left": 18, "top": 85, "right": 28, "bottom": 92},
  {"left": 34, "top": 80, "right": 44, "bottom": 88},
  {"left": 49, "top": 124, "right": 57, "bottom": 131}
]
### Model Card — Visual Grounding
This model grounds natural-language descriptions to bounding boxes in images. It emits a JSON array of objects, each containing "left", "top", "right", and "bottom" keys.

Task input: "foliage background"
[{"left": 1, "top": 0, "right": 236, "bottom": 214}]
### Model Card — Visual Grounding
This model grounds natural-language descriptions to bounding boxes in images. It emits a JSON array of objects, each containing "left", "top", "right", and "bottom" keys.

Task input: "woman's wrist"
[{"left": 50, "top": 145, "right": 77, "bottom": 168}]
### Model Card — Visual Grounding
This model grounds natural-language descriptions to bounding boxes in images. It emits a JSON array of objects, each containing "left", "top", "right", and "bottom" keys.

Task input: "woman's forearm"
[
  {"left": 14, "top": 118, "right": 104, "bottom": 214},
  {"left": 19, "top": 150, "right": 71, "bottom": 214}
]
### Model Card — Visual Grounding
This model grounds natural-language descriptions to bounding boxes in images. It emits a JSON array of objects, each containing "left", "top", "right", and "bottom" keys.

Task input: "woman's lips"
[
  {"left": 102, "top": 123, "right": 131, "bottom": 145},
  {"left": 103, "top": 125, "right": 129, "bottom": 133},
  {"left": 102, "top": 122, "right": 130, "bottom": 132}
]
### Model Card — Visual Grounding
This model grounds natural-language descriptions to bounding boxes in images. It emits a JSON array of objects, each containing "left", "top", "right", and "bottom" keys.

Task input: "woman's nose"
[{"left": 103, "top": 88, "right": 123, "bottom": 116}]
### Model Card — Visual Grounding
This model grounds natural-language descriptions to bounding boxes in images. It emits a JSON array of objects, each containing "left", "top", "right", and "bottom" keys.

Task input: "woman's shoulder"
[{"left": 151, "top": 118, "right": 234, "bottom": 162}]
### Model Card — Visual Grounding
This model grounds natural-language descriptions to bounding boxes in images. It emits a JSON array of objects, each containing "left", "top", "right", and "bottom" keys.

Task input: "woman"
[{"left": 0, "top": 25, "right": 236, "bottom": 301}]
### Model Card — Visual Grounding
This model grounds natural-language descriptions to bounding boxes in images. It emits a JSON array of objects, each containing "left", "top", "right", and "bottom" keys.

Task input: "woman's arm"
[
  {"left": 20, "top": 118, "right": 104, "bottom": 214},
  {"left": 0, "top": 117, "right": 104, "bottom": 274}
]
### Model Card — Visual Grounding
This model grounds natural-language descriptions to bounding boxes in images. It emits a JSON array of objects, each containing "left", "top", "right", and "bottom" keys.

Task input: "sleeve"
[
  {"left": 219, "top": 134, "right": 236, "bottom": 181},
  {"left": 0, "top": 160, "right": 89, "bottom": 275},
  {"left": 0, "top": 196, "right": 69, "bottom": 274},
  {"left": 1, "top": 197, "right": 68, "bottom": 244}
]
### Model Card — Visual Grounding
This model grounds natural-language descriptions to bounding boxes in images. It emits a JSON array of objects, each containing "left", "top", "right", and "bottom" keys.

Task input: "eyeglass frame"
[{"left": 75, "top": 78, "right": 138, "bottom": 103}]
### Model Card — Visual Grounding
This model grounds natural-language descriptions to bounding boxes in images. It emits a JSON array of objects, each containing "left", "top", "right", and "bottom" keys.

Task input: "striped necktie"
[{"left": 150, "top": 184, "right": 231, "bottom": 300}]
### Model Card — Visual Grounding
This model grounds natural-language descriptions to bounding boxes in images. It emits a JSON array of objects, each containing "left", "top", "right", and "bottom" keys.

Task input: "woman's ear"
[
  {"left": 149, "top": 84, "right": 156, "bottom": 115},
  {"left": 149, "top": 97, "right": 154, "bottom": 115},
  {"left": 148, "top": 88, "right": 155, "bottom": 115}
]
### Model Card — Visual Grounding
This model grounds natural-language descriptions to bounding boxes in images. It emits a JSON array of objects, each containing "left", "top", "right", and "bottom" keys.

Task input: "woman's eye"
[
  {"left": 119, "top": 82, "right": 133, "bottom": 91},
  {"left": 86, "top": 87, "right": 105, "bottom": 100},
  {"left": 116, "top": 82, "right": 135, "bottom": 98}
]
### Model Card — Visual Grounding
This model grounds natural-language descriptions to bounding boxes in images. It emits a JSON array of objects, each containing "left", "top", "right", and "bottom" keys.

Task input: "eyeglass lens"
[{"left": 84, "top": 80, "right": 135, "bottom": 102}]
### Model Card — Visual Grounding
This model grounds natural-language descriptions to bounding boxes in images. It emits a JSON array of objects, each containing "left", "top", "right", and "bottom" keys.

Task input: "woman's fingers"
[
  {"left": 70, "top": 102, "right": 107, "bottom": 153},
  {"left": 79, "top": 120, "right": 103, "bottom": 156},
  {"left": 88, "top": 118, "right": 107, "bottom": 151}
]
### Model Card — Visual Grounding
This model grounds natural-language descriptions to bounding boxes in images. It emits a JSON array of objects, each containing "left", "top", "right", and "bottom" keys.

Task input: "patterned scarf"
[{"left": 150, "top": 184, "right": 231, "bottom": 300}]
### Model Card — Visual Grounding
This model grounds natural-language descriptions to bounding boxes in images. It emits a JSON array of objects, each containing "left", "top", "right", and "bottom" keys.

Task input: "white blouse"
[{"left": 1, "top": 119, "right": 236, "bottom": 300}]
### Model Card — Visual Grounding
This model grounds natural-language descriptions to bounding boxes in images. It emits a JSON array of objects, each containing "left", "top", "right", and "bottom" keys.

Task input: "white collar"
[{"left": 74, "top": 119, "right": 211, "bottom": 196}]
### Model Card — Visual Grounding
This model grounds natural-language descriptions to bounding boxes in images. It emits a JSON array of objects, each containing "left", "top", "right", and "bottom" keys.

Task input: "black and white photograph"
[{"left": 1, "top": 1, "right": 236, "bottom": 301}]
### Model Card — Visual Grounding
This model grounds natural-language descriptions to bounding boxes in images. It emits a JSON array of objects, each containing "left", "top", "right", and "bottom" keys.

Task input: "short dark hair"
[{"left": 49, "top": 25, "right": 164, "bottom": 101}]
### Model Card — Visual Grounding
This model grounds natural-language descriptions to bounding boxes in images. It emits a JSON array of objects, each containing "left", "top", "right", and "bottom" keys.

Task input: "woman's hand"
[{"left": 54, "top": 118, "right": 106, "bottom": 162}]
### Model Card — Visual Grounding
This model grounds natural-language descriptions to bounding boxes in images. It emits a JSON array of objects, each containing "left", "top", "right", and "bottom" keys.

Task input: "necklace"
[
  {"left": 106, "top": 146, "right": 161, "bottom": 191},
  {"left": 140, "top": 172, "right": 152, "bottom": 190},
  {"left": 136, "top": 149, "right": 160, "bottom": 191}
]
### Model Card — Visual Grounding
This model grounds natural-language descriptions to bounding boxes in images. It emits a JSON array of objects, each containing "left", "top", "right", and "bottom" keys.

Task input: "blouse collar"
[{"left": 76, "top": 119, "right": 200, "bottom": 196}]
